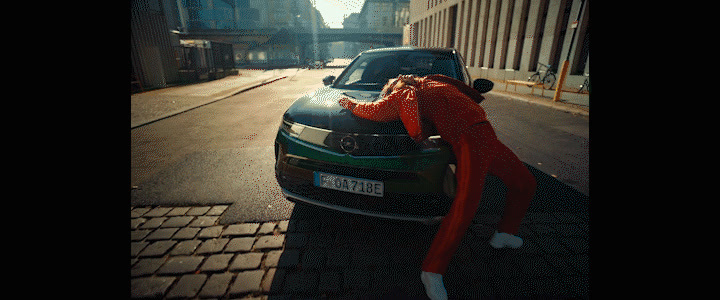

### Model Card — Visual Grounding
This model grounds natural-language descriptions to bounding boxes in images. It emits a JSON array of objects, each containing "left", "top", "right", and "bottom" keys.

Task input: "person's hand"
[{"left": 339, "top": 97, "right": 356, "bottom": 110}]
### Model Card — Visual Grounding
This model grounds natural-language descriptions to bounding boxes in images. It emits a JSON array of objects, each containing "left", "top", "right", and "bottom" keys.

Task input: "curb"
[
  {"left": 130, "top": 75, "right": 287, "bottom": 130},
  {"left": 487, "top": 90, "right": 589, "bottom": 117}
]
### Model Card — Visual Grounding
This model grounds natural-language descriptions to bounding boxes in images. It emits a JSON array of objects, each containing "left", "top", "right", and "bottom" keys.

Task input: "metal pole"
[
  {"left": 310, "top": 0, "right": 319, "bottom": 62},
  {"left": 553, "top": 0, "right": 586, "bottom": 102},
  {"left": 176, "top": 0, "right": 188, "bottom": 31}
]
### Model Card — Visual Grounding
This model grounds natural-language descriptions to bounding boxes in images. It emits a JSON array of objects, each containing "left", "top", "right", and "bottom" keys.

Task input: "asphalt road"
[
  {"left": 483, "top": 92, "right": 589, "bottom": 196},
  {"left": 130, "top": 68, "right": 589, "bottom": 224}
]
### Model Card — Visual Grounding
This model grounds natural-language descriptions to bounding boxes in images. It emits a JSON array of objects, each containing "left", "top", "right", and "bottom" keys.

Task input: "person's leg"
[
  {"left": 421, "top": 131, "right": 492, "bottom": 275},
  {"left": 486, "top": 135, "right": 536, "bottom": 248},
  {"left": 490, "top": 141, "right": 536, "bottom": 234},
  {"left": 420, "top": 127, "right": 493, "bottom": 300}
]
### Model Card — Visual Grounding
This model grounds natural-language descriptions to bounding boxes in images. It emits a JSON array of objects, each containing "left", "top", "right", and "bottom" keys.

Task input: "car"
[
  {"left": 274, "top": 46, "right": 494, "bottom": 224},
  {"left": 308, "top": 59, "right": 326, "bottom": 69}
]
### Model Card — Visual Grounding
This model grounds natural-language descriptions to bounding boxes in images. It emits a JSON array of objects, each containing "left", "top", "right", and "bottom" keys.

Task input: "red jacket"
[{"left": 346, "top": 75, "right": 488, "bottom": 145}]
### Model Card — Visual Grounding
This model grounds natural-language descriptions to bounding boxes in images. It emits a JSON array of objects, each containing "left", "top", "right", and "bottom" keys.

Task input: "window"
[
  {"left": 528, "top": 0, "right": 549, "bottom": 71},
  {"left": 512, "top": 0, "right": 530, "bottom": 70},
  {"left": 334, "top": 51, "right": 461, "bottom": 91}
]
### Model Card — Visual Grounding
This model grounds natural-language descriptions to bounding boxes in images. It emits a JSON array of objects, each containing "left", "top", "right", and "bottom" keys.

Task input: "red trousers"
[{"left": 421, "top": 122, "right": 536, "bottom": 275}]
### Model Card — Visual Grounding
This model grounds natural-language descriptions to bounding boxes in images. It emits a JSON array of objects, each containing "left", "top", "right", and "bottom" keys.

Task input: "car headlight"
[
  {"left": 281, "top": 120, "right": 332, "bottom": 146},
  {"left": 281, "top": 120, "right": 305, "bottom": 138}
]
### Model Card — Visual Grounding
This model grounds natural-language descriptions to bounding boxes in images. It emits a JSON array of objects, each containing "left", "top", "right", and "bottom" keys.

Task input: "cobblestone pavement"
[{"left": 130, "top": 203, "right": 589, "bottom": 299}]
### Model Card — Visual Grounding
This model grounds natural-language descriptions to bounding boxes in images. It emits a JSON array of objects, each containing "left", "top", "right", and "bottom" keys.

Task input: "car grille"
[
  {"left": 324, "top": 132, "right": 421, "bottom": 156},
  {"left": 283, "top": 120, "right": 422, "bottom": 156}
]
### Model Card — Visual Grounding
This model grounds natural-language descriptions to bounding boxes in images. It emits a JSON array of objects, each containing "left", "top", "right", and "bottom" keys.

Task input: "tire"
[
  {"left": 443, "top": 164, "right": 457, "bottom": 199},
  {"left": 543, "top": 73, "right": 556, "bottom": 90},
  {"left": 528, "top": 74, "right": 540, "bottom": 87}
]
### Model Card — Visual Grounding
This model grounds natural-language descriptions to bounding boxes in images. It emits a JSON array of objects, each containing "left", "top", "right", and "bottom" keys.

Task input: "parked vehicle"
[
  {"left": 308, "top": 60, "right": 326, "bottom": 69},
  {"left": 274, "top": 46, "right": 493, "bottom": 224}
]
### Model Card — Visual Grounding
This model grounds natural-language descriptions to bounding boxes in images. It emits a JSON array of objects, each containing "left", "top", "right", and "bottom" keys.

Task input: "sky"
[{"left": 312, "top": 0, "right": 366, "bottom": 28}]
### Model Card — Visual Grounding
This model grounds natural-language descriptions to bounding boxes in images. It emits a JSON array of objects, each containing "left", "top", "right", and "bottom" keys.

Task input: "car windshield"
[{"left": 333, "top": 50, "right": 462, "bottom": 91}]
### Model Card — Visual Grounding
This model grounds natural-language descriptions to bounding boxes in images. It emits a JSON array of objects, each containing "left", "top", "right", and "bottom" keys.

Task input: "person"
[{"left": 338, "top": 74, "right": 536, "bottom": 300}]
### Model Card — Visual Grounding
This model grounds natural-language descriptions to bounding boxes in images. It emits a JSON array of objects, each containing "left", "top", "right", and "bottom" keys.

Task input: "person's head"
[{"left": 380, "top": 75, "right": 417, "bottom": 97}]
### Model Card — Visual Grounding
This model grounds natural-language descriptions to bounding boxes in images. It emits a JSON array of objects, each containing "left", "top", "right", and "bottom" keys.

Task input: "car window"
[
  {"left": 334, "top": 51, "right": 461, "bottom": 91},
  {"left": 344, "top": 60, "right": 368, "bottom": 84}
]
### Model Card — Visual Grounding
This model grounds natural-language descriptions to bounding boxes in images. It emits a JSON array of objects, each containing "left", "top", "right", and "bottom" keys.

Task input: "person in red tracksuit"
[{"left": 339, "top": 74, "right": 536, "bottom": 300}]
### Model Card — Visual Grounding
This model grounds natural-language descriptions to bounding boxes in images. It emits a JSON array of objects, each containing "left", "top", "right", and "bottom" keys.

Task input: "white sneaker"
[
  {"left": 421, "top": 271, "right": 448, "bottom": 300},
  {"left": 489, "top": 231, "right": 523, "bottom": 249}
]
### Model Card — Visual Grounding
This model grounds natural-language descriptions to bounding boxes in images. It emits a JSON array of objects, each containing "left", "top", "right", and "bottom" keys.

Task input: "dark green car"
[{"left": 274, "top": 46, "right": 493, "bottom": 224}]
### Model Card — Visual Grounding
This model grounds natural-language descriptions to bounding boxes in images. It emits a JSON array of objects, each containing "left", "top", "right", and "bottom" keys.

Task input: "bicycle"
[
  {"left": 527, "top": 63, "right": 556, "bottom": 90},
  {"left": 577, "top": 73, "right": 590, "bottom": 94}
]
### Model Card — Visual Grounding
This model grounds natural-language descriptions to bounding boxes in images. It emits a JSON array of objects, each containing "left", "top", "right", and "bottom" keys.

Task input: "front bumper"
[
  {"left": 275, "top": 129, "right": 455, "bottom": 223},
  {"left": 280, "top": 187, "right": 444, "bottom": 225}
]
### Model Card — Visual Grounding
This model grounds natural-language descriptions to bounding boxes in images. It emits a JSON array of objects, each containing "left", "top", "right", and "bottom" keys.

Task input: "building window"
[
  {"left": 512, "top": 0, "right": 530, "bottom": 70},
  {"left": 549, "top": 0, "right": 573, "bottom": 70},
  {"left": 528, "top": 0, "right": 549, "bottom": 71},
  {"left": 448, "top": 5, "right": 457, "bottom": 48},
  {"left": 498, "top": 0, "right": 516, "bottom": 69},
  {"left": 487, "top": 0, "right": 502, "bottom": 68}
]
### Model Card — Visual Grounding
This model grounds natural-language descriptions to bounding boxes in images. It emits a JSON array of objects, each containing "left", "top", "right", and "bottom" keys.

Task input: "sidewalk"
[
  {"left": 131, "top": 68, "right": 303, "bottom": 129},
  {"left": 483, "top": 80, "right": 590, "bottom": 117}
]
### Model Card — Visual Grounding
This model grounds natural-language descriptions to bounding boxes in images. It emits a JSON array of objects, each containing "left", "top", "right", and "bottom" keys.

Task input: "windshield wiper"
[
  {"left": 346, "top": 82, "right": 382, "bottom": 87},
  {"left": 337, "top": 82, "right": 383, "bottom": 91}
]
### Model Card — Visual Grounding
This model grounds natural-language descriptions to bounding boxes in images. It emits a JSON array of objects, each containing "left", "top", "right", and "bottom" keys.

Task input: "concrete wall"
[{"left": 409, "top": 0, "right": 589, "bottom": 92}]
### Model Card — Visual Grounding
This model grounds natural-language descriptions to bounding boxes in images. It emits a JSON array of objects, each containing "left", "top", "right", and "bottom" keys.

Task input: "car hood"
[{"left": 283, "top": 86, "right": 409, "bottom": 134}]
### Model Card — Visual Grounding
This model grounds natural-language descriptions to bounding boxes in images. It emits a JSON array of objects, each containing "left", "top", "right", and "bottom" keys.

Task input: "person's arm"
[
  {"left": 339, "top": 91, "right": 400, "bottom": 122},
  {"left": 396, "top": 87, "right": 426, "bottom": 143},
  {"left": 339, "top": 87, "right": 426, "bottom": 143}
]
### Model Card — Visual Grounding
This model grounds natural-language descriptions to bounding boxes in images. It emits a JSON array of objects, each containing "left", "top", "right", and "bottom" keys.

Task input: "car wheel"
[{"left": 443, "top": 164, "right": 457, "bottom": 199}]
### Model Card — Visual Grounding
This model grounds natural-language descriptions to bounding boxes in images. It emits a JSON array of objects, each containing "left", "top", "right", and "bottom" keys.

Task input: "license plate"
[{"left": 313, "top": 171, "right": 384, "bottom": 197}]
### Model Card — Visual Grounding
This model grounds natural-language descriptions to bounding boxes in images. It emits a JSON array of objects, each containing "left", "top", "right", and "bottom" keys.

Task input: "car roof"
[{"left": 361, "top": 46, "right": 456, "bottom": 55}]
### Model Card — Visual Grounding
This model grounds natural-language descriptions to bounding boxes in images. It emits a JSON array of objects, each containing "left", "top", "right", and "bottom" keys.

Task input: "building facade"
[
  {"left": 408, "top": 0, "right": 589, "bottom": 90},
  {"left": 358, "top": 0, "right": 411, "bottom": 33},
  {"left": 174, "top": 0, "right": 324, "bottom": 31},
  {"left": 339, "top": 0, "right": 410, "bottom": 59},
  {"left": 174, "top": 0, "right": 327, "bottom": 66}
]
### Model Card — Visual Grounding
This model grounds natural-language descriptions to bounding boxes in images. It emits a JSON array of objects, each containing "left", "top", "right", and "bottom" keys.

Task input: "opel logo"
[{"left": 340, "top": 135, "right": 358, "bottom": 153}]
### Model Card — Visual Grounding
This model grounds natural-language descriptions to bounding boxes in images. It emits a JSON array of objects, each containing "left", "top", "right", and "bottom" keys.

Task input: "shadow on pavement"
[{"left": 267, "top": 164, "right": 589, "bottom": 298}]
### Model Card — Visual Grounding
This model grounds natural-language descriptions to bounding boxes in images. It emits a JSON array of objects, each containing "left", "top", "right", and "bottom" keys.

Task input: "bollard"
[{"left": 553, "top": 60, "right": 569, "bottom": 102}]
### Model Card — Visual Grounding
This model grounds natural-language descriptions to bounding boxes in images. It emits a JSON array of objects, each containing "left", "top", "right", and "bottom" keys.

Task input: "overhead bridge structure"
[
  {"left": 180, "top": 28, "right": 403, "bottom": 47},
  {"left": 179, "top": 27, "right": 403, "bottom": 66}
]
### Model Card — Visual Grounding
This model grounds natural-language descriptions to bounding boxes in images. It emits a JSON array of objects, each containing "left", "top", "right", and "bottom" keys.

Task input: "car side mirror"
[
  {"left": 473, "top": 78, "right": 494, "bottom": 93},
  {"left": 323, "top": 75, "right": 336, "bottom": 86}
]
